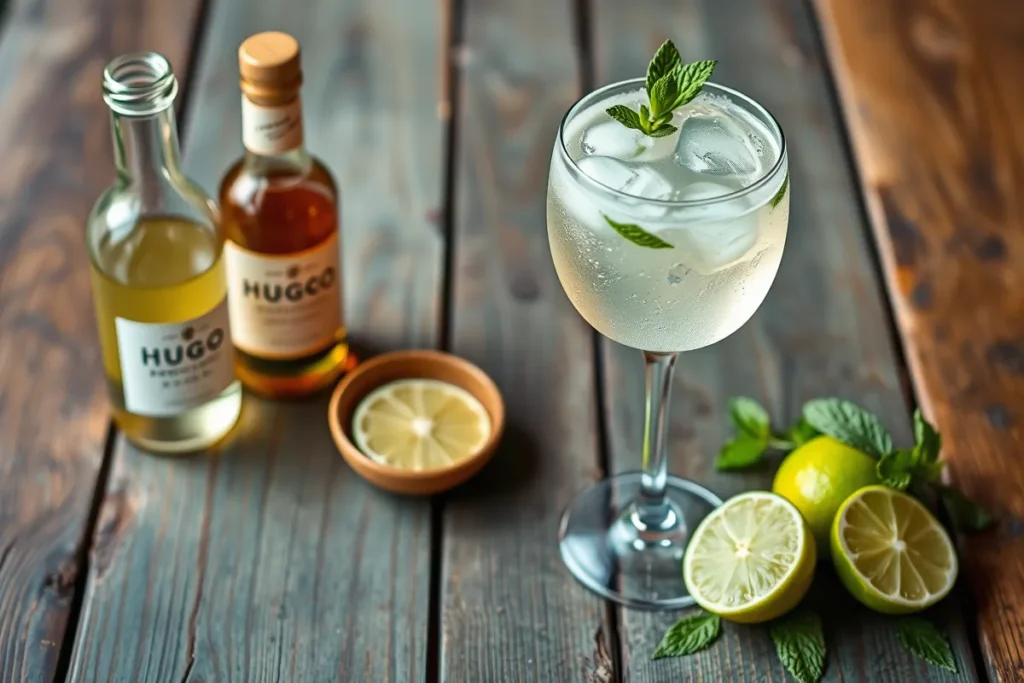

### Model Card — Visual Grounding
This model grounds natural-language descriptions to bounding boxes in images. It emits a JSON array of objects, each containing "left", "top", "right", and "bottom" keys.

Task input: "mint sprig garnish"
[
  {"left": 769, "top": 608, "right": 826, "bottom": 683},
  {"left": 714, "top": 397, "right": 995, "bottom": 532},
  {"left": 601, "top": 214, "right": 673, "bottom": 249},
  {"left": 897, "top": 618, "right": 957, "bottom": 673},
  {"left": 652, "top": 611, "right": 720, "bottom": 659},
  {"left": 606, "top": 40, "right": 716, "bottom": 138}
]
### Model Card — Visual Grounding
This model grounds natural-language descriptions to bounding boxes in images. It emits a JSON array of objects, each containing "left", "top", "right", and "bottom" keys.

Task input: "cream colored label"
[
  {"left": 116, "top": 299, "right": 235, "bottom": 417},
  {"left": 224, "top": 234, "right": 342, "bottom": 359},
  {"left": 242, "top": 97, "right": 304, "bottom": 155}
]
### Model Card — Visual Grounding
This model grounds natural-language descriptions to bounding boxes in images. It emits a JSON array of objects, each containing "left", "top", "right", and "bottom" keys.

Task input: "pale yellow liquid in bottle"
[{"left": 89, "top": 216, "right": 242, "bottom": 453}]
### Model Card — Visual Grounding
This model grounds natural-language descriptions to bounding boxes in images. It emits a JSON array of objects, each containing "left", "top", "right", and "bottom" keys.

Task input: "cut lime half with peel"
[
  {"left": 683, "top": 491, "right": 816, "bottom": 624},
  {"left": 352, "top": 379, "right": 491, "bottom": 471},
  {"left": 831, "top": 486, "right": 958, "bottom": 614}
]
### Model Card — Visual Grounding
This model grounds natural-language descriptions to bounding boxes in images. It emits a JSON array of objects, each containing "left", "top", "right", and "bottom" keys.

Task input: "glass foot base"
[{"left": 558, "top": 472, "right": 722, "bottom": 610}]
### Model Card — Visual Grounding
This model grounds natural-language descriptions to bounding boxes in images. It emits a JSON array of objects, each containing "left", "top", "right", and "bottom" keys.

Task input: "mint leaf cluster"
[
  {"left": 606, "top": 41, "right": 716, "bottom": 138},
  {"left": 714, "top": 398, "right": 818, "bottom": 471},
  {"left": 714, "top": 396, "right": 995, "bottom": 532}
]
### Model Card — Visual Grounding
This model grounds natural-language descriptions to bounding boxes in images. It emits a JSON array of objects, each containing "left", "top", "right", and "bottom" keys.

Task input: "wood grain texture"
[
  {"left": 67, "top": 0, "right": 447, "bottom": 680},
  {"left": 0, "top": 0, "right": 203, "bottom": 680},
  {"left": 440, "top": 0, "right": 613, "bottom": 680},
  {"left": 816, "top": 1, "right": 1024, "bottom": 680},
  {"left": 590, "top": 0, "right": 976, "bottom": 680}
]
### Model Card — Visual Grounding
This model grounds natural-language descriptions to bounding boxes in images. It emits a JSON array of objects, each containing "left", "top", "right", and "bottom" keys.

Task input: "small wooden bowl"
[{"left": 328, "top": 350, "right": 505, "bottom": 495}]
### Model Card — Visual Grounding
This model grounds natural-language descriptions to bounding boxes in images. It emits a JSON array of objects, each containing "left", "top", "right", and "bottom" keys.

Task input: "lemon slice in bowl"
[
  {"left": 352, "top": 379, "right": 492, "bottom": 471},
  {"left": 683, "top": 491, "right": 816, "bottom": 624},
  {"left": 831, "top": 485, "right": 957, "bottom": 614}
]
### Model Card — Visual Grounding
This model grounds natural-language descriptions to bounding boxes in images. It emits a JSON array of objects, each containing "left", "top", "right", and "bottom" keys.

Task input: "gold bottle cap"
[{"left": 238, "top": 31, "right": 302, "bottom": 103}]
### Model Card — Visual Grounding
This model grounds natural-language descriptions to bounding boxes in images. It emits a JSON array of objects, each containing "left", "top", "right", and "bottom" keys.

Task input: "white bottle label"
[
  {"left": 115, "top": 300, "right": 236, "bottom": 417},
  {"left": 224, "top": 234, "right": 342, "bottom": 359},
  {"left": 242, "top": 96, "right": 304, "bottom": 155}
]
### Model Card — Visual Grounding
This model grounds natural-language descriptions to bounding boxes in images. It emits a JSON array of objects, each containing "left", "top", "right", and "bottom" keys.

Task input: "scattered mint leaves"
[
  {"left": 938, "top": 484, "right": 996, "bottom": 532},
  {"left": 715, "top": 434, "right": 766, "bottom": 471},
  {"left": 607, "top": 40, "right": 716, "bottom": 138},
  {"left": 784, "top": 418, "right": 820, "bottom": 447},
  {"left": 802, "top": 398, "right": 893, "bottom": 459},
  {"left": 910, "top": 410, "right": 944, "bottom": 483},
  {"left": 897, "top": 618, "right": 957, "bottom": 673},
  {"left": 652, "top": 611, "right": 721, "bottom": 659},
  {"left": 601, "top": 214, "right": 673, "bottom": 249},
  {"left": 730, "top": 397, "right": 770, "bottom": 439},
  {"left": 877, "top": 448, "right": 915, "bottom": 490},
  {"left": 770, "top": 172, "right": 790, "bottom": 209},
  {"left": 714, "top": 397, "right": 821, "bottom": 471},
  {"left": 769, "top": 608, "right": 826, "bottom": 683}
]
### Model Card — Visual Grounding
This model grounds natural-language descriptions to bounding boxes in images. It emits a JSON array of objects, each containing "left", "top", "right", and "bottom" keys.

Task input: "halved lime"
[
  {"left": 352, "top": 379, "right": 491, "bottom": 470},
  {"left": 683, "top": 491, "right": 816, "bottom": 623},
  {"left": 831, "top": 486, "right": 957, "bottom": 614}
]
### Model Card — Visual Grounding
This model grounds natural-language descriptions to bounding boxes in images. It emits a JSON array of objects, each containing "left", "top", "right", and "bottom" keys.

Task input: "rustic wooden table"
[{"left": 0, "top": 0, "right": 1020, "bottom": 681}]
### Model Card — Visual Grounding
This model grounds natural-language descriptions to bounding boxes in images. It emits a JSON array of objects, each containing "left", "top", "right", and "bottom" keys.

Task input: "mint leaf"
[
  {"left": 650, "top": 75, "right": 680, "bottom": 119},
  {"left": 652, "top": 611, "right": 720, "bottom": 659},
  {"left": 877, "top": 449, "right": 914, "bottom": 490},
  {"left": 770, "top": 172, "right": 790, "bottom": 209},
  {"left": 802, "top": 398, "right": 893, "bottom": 458},
  {"left": 672, "top": 59, "right": 717, "bottom": 109},
  {"left": 639, "top": 104, "right": 652, "bottom": 128},
  {"left": 785, "top": 419, "right": 820, "bottom": 447},
  {"left": 602, "top": 214, "right": 674, "bottom": 249},
  {"left": 729, "top": 397, "right": 770, "bottom": 439},
  {"left": 606, "top": 105, "right": 644, "bottom": 131},
  {"left": 646, "top": 40, "right": 682, "bottom": 94},
  {"left": 913, "top": 405, "right": 942, "bottom": 471},
  {"left": 715, "top": 434, "right": 767, "bottom": 471},
  {"left": 938, "top": 485, "right": 996, "bottom": 532},
  {"left": 897, "top": 618, "right": 956, "bottom": 673},
  {"left": 647, "top": 124, "right": 678, "bottom": 138},
  {"left": 769, "top": 608, "right": 826, "bottom": 683}
]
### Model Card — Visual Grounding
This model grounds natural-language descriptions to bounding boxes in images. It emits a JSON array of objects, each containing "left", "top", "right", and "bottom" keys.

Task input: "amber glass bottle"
[{"left": 219, "top": 32, "right": 348, "bottom": 398}]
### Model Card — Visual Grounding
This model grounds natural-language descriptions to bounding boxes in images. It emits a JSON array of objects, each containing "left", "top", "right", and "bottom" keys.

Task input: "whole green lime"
[{"left": 771, "top": 436, "right": 879, "bottom": 552}]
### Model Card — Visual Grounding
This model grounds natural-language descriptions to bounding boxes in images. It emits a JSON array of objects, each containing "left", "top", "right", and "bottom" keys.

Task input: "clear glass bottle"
[
  {"left": 88, "top": 52, "right": 242, "bottom": 453},
  {"left": 219, "top": 32, "right": 348, "bottom": 398}
]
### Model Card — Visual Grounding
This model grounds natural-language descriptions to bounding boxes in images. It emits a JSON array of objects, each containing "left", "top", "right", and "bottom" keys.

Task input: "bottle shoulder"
[{"left": 219, "top": 153, "right": 339, "bottom": 255}]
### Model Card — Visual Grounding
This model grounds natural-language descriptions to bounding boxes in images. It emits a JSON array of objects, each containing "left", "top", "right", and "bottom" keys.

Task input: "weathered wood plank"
[
  {"left": 0, "top": 0, "right": 204, "bottom": 681},
  {"left": 440, "top": 0, "right": 613, "bottom": 680},
  {"left": 590, "top": 0, "right": 977, "bottom": 680},
  {"left": 67, "top": 0, "right": 447, "bottom": 680},
  {"left": 816, "top": 1, "right": 1024, "bottom": 680}
]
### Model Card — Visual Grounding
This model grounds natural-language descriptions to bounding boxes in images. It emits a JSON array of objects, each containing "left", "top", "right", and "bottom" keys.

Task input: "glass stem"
[{"left": 636, "top": 350, "right": 679, "bottom": 528}]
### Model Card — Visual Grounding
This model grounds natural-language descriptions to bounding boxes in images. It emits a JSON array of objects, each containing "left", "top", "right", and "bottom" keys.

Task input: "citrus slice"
[
  {"left": 831, "top": 485, "right": 957, "bottom": 614},
  {"left": 352, "top": 379, "right": 491, "bottom": 471},
  {"left": 683, "top": 491, "right": 816, "bottom": 623}
]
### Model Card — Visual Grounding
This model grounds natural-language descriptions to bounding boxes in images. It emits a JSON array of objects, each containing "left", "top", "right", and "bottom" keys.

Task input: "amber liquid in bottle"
[{"left": 219, "top": 32, "right": 348, "bottom": 398}]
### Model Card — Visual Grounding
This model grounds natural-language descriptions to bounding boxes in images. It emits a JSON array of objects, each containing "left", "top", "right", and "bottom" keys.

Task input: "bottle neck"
[
  {"left": 111, "top": 106, "right": 184, "bottom": 192},
  {"left": 241, "top": 94, "right": 308, "bottom": 166}
]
